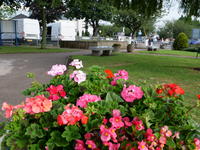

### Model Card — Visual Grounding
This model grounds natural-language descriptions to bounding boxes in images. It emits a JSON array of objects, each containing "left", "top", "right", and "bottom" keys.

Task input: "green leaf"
[
  {"left": 85, "top": 117, "right": 102, "bottom": 132},
  {"left": 106, "top": 92, "right": 124, "bottom": 103},
  {"left": 25, "top": 123, "right": 45, "bottom": 138},
  {"left": 62, "top": 126, "right": 81, "bottom": 142},
  {"left": 50, "top": 131, "right": 68, "bottom": 147},
  {"left": 29, "top": 144, "right": 40, "bottom": 150},
  {"left": 166, "top": 138, "right": 176, "bottom": 148}
]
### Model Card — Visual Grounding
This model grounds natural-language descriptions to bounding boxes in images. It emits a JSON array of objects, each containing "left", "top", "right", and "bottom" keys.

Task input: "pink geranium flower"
[
  {"left": 70, "top": 70, "right": 86, "bottom": 84},
  {"left": 69, "top": 59, "right": 83, "bottom": 69},
  {"left": 84, "top": 133, "right": 93, "bottom": 140},
  {"left": 121, "top": 85, "right": 144, "bottom": 102},
  {"left": 57, "top": 104, "right": 87, "bottom": 126},
  {"left": 111, "top": 70, "right": 128, "bottom": 86},
  {"left": 108, "top": 142, "right": 120, "bottom": 150},
  {"left": 100, "top": 125, "right": 111, "bottom": 142},
  {"left": 76, "top": 94, "right": 101, "bottom": 108},
  {"left": 109, "top": 110, "right": 124, "bottom": 129},
  {"left": 138, "top": 141, "right": 148, "bottom": 150},
  {"left": 159, "top": 136, "right": 167, "bottom": 145},
  {"left": 123, "top": 117, "right": 133, "bottom": 127},
  {"left": 23, "top": 95, "right": 52, "bottom": 114},
  {"left": 132, "top": 117, "right": 145, "bottom": 131},
  {"left": 86, "top": 140, "right": 97, "bottom": 149},
  {"left": 2, "top": 102, "right": 14, "bottom": 118},
  {"left": 47, "top": 64, "right": 67, "bottom": 76},
  {"left": 75, "top": 140, "right": 86, "bottom": 150}
]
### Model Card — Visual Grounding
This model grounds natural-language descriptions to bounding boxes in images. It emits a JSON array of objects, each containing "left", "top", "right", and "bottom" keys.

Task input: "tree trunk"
[
  {"left": 93, "top": 27, "right": 99, "bottom": 37},
  {"left": 91, "top": 20, "right": 99, "bottom": 37},
  {"left": 41, "top": 7, "right": 47, "bottom": 49}
]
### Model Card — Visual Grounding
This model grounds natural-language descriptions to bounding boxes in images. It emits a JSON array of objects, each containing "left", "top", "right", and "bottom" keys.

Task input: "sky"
[{"left": 156, "top": 0, "right": 182, "bottom": 27}]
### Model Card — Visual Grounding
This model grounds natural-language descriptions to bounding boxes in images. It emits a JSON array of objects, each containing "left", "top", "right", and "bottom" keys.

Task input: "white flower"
[
  {"left": 47, "top": 64, "right": 67, "bottom": 76},
  {"left": 70, "top": 70, "right": 86, "bottom": 84},
  {"left": 69, "top": 59, "right": 83, "bottom": 69}
]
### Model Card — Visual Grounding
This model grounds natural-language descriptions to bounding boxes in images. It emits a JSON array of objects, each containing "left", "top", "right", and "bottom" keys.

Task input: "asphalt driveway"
[{"left": 0, "top": 51, "right": 90, "bottom": 108}]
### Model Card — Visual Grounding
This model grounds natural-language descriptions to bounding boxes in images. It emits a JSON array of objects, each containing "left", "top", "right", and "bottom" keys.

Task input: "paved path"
[{"left": 0, "top": 51, "right": 90, "bottom": 107}]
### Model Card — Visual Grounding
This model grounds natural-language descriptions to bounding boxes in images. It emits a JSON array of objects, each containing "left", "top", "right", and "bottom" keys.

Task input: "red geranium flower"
[{"left": 104, "top": 69, "right": 114, "bottom": 78}]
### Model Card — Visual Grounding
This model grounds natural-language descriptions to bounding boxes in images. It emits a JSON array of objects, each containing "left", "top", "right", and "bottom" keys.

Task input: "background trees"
[
  {"left": 158, "top": 18, "right": 200, "bottom": 39},
  {"left": 65, "top": 0, "right": 115, "bottom": 36}
]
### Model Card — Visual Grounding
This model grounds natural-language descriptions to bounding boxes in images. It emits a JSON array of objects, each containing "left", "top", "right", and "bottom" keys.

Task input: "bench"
[{"left": 89, "top": 46, "right": 113, "bottom": 56}]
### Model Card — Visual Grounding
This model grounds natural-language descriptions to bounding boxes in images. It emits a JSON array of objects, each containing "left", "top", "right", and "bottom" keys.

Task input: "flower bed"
[{"left": 1, "top": 59, "right": 200, "bottom": 150}]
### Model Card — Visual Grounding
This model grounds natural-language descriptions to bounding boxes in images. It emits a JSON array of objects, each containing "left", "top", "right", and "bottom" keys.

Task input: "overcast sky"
[{"left": 156, "top": 0, "right": 182, "bottom": 27}]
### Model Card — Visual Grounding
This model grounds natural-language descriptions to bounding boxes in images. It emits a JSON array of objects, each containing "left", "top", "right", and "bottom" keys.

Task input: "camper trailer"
[
  {"left": 47, "top": 20, "right": 83, "bottom": 41},
  {"left": 0, "top": 18, "right": 40, "bottom": 45}
]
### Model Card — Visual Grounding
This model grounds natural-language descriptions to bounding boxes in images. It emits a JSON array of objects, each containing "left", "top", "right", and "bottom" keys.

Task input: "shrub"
[
  {"left": 1, "top": 59, "right": 200, "bottom": 150},
  {"left": 112, "top": 43, "right": 121, "bottom": 47},
  {"left": 173, "top": 32, "right": 189, "bottom": 50}
]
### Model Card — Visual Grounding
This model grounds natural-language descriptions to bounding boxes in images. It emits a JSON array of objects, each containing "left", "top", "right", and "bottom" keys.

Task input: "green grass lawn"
[
  {"left": 137, "top": 49, "right": 198, "bottom": 57},
  {"left": 73, "top": 53, "right": 200, "bottom": 122},
  {"left": 0, "top": 46, "right": 79, "bottom": 54}
]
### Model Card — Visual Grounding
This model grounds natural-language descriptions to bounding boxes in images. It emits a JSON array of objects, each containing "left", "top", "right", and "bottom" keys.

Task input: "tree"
[
  {"left": 158, "top": 18, "right": 200, "bottom": 39},
  {"left": 0, "top": 6, "right": 14, "bottom": 19},
  {"left": 173, "top": 32, "right": 189, "bottom": 50},
  {"left": 25, "top": 0, "right": 66, "bottom": 49},
  {"left": 65, "top": 0, "right": 114, "bottom": 36},
  {"left": 0, "top": 0, "right": 22, "bottom": 19},
  {"left": 0, "top": 0, "right": 21, "bottom": 7},
  {"left": 113, "top": 9, "right": 158, "bottom": 38},
  {"left": 114, "top": 0, "right": 200, "bottom": 17},
  {"left": 180, "top": 0, "right": 200, "bottom": 17},
  {"left": 99, "top": 25, "right": 123, "bottom": 37},
  {"left": 112, "top": 0, "right": 164, "bottom": 17}
]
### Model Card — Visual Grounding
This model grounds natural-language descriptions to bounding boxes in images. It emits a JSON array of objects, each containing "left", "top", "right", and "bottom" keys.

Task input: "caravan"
[
  {"left": 47, "top": 20, "right": 84, "bottom": 41},
  {"left": 0, "top": 18, "right": 40, "bottom": 45}
]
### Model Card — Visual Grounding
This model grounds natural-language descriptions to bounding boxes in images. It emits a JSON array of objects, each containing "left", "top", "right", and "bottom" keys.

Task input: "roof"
[{"left": 11, "top": 14, "right": 29, "bottom": 20}]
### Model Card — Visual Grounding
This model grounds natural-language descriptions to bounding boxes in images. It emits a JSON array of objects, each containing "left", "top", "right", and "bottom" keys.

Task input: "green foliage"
[
  {"left": 158, "top": 19, "right": 200, "bottom": 39},
  {"left": 25, "top": 123, "right": 45, "bottom": 138},
  {"left": 0, "top": 6, "right": 14, "bottom": 19},
  {"left": 173, "top": 32, "right": 189, "bottom": 50},
  {"left": 62, "top": 126, "right": 81, "bottom": 142},
  {"left": 99, "top": 25, "right": 123, "bottom": 37},
  {"left": 113, "top": 9, "right": 157, "bottom": 37},
  {"left": 65, "top": 0, "right": 115, "bottom": 36}
]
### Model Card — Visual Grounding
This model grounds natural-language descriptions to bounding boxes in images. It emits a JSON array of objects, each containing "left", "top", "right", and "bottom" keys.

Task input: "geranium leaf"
[
  {"left": 62, "top": 126, "right": 81, "bottom": 142},
  {"left": 50, "top": 131, "right": 68, "bottom": 147},
  {"left": 106, "top": 92, "right": 124, "bottom": 103},
  {"left": 25, "top": 124, "right": 45, "bottom": 138}
]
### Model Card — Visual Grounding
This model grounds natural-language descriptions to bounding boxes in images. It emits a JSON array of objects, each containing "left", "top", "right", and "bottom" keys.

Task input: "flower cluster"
[
  {"left": 76, "top": 94, "right": 101, "bottom": 108},
  {"left": 1, "top": 60, "right": 200, "bottom": 150},
  {"left": 70, "top": 70, "right": 86, "bottom": 84},
  {"left": 47, "top": 64, "right": 67, "bottom": 76},
  {"left": 46, "top": 85, "right": 66, "bottom": 101},
  {"left": 194, "top": 138, "right": 200, "bottom": 150},
  {"left": 121, "top": 85, "right": 144, "bottom": 102},
  {"left": 2, "top": 102, "right": 14, "bottom": 118},
  {"left": 2, "top": 95, "right": 52, "bottom": 118},
  {"left": 111, "top": 70, "right": 128, "bottom": 86},
  {"left": 23, "top": 95, "right": 52, "bottom": 114},
  {"left": 69, "top": 59, "right": 83, "bottom": 69},
  {"left": 156, "top": 83, "right": 184, "bottom": 97},
  {"left": 57, "top": 104, "right": 88, "bottom": 126}
]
